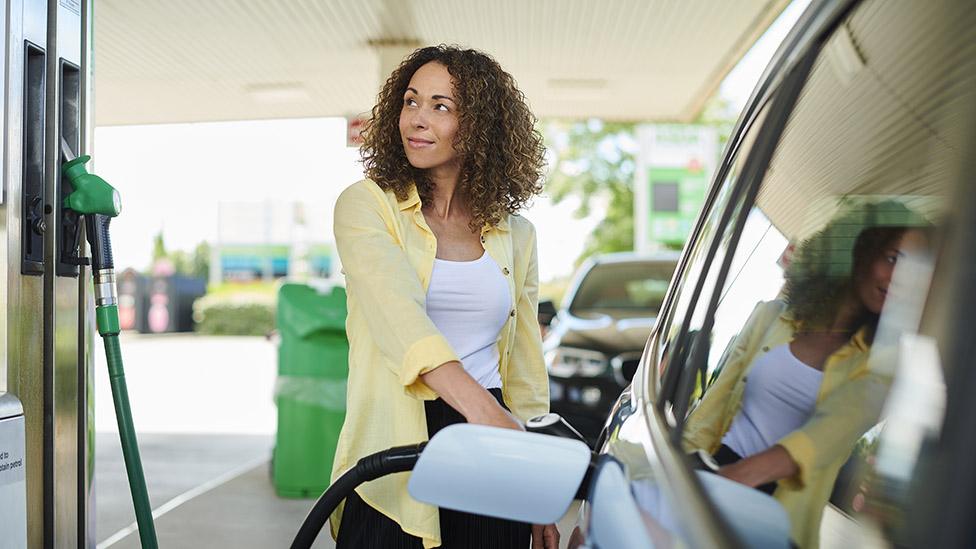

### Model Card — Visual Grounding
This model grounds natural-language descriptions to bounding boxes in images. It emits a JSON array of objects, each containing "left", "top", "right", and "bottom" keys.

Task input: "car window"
[
  {"left": 675, "top": 0, "right": 973, "bottom": 547},
  {"left": 650, "top": 102, "right": 772, "bottom": 408},
  {"left": 569, "top": 261, "right": 677, "bottom": 314}
]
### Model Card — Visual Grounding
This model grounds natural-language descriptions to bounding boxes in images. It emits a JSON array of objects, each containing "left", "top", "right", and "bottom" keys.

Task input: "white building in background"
[{"left": 212, "top": 201, "right": 335, "bottom": 284}]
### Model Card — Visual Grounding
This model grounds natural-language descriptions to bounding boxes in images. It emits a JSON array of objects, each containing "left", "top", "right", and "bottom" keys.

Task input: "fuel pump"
[{"left": 61, "top": 140, "right": 159, "bottom": 548}]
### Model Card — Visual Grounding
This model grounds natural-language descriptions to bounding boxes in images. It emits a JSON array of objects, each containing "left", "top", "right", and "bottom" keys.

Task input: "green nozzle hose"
[{"left": 102, "top": 308, "right": 158, "bottom": 548}]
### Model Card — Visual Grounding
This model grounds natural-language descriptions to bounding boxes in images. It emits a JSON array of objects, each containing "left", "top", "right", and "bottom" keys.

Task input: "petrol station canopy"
[{"left": 94, "top": 0, "right": 791, "bottom": 126}]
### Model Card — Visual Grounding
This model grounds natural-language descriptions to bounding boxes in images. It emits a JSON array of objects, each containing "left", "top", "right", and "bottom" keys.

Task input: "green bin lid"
[{"left": 277, "top": 283, "right": 347, "bottom": 337}]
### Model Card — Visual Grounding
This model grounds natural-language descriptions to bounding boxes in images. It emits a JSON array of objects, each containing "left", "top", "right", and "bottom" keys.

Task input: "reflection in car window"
[
  {"left": 682, "top": 202, "right": 932, "bottom": 548},
  {"left": 706, "top": 208, "right": 787, "bottom": 384},
  {"left": 650, "top": 104, "right": 771, "bottom": 400},
  {"left": 569, "top": 261, "right": 676, "bottom": 314},
  {"left": 670, "top": 0, "right": 973, "bottom": 546}
]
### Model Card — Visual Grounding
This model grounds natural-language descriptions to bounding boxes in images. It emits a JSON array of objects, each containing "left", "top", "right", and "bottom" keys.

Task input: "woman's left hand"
[
  {"left": 718, "top": 444, "right": 798, "bottom": 487},
  {"left": 531, "top": 523, "right": 560, "bottom": 549}
]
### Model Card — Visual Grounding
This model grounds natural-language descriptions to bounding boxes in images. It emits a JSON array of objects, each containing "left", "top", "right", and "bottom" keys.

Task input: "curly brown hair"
[
  {"left": 361, "top": 45, "right": 546, "bottom": 230},
  {"left": 783, "top": 200, "right": 929, "bottom": 335}
]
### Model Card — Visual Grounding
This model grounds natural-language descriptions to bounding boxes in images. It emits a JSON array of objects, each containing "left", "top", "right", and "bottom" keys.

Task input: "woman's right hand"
[
  {"left": 420, "top": 361, "right": 524, "bottom": 431},
  {"left": 466, "top": 402, "right": 524, "bottom": 431}
]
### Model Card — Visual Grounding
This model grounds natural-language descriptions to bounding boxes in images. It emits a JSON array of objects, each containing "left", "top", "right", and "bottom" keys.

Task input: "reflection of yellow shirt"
[
  {"left": 329, "top": 179, "right": 549, "bottom": 548},
  {"left": 683, "top": 300, "right": 887, "bottom": 548}
]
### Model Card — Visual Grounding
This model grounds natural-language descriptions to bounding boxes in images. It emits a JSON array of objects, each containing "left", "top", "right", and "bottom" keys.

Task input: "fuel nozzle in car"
[
  {"left": 61, "top": 140, "right": 158, "bottom": 549},
  {"left": 525, "top": 412, "right": 588, "bottom": 443}
]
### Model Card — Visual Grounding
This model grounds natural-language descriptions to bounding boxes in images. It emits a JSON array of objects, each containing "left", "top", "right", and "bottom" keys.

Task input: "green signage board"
[{"left": 646, "top": 166, "right": 708, "bottom": 246}]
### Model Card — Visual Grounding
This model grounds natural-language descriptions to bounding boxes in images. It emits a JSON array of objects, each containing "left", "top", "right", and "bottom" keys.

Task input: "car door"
[
  {"left": 579, "top": 0, "right": 976, "bottom": 546},
  {"left": 574, "top": 3, "right": 836, "bottom": 546},
  {"left": 633, "top": 0, "right": 976, "bottom": 547}
]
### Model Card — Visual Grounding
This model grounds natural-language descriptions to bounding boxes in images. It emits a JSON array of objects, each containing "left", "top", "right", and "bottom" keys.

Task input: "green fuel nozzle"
[
  {"left": 62, "top": 154, "right": 122, "bottom": 218},
  {"left": 61, "top": 140, "right": 121, "bottom": 275},
  {"left": 61, "top": 140, "right": 118, "bottom": 326}
]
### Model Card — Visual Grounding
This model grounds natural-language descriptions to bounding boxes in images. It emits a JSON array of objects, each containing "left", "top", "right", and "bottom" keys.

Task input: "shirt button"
[
  {"left": 502, "top": 267, "right": 510, "bottom": 275},
  {"left": 510, "top": 309, "right": 516, "bottom": 317}
]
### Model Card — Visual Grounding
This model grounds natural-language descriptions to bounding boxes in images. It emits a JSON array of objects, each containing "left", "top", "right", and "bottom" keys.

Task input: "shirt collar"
[
  {"left": 397, "top": 184, "right": 422, "bottom": 212},
  {"left": 782, "top": 309, "right": 872, "bottom": 353},
  {"left": 398, "top": 183, "right": 512, "bottom": 232},
  {"left": 849, "top": 328, "right": 871, "bottom": 352}
]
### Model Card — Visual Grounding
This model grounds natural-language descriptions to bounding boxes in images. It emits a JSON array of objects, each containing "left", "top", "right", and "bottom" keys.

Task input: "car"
[
  {"left": 542, "top": 252, "right": 679, "bottom": 444},
  {"left": 562, "top": 0, "right": 976, "bottom": 546}
]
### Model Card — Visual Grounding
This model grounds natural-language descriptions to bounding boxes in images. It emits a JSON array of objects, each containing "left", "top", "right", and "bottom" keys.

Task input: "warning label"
[
  {"left": 0, "top": 417, "right": 26, "bottom": 487},
  {"left": 0, "top": 452, "right": 23, "bottom": 472}
]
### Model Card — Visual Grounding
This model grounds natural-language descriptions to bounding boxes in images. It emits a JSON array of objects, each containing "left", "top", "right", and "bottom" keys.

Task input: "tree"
[
  {"left": 694, "top": 94, "right": 739, "bottom": 157},
  {"left": 147, "top": 231, "right": 210, "bottom": 279},
  {"left": 151, "top": 231, "right": 167, "bottom": 263},
  {"left": 190, "top": 241, "right": 211, "bottom": 279},
  {"left": 544, "top": 119, "right": 637, "bottom": 264},
  {"left": 544, "top": 98, "right": 739, "bottom": 265}
]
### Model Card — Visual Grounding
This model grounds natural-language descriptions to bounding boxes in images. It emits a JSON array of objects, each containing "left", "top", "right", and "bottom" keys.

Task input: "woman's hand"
[
  {"left": 420, "top": 361, "right": 523, "bottom": 430},
  {"left": 718, "top": 444, "right": 798, "bottom": 487},
  {"left": 567, "top": 526, "right": 585, "bottom": 549},
  {"left": 467, "top": 402, "right": 524, "bottom": 431},
  {"left": 531, "top": 523, "right": 559, "bottom": 549}
]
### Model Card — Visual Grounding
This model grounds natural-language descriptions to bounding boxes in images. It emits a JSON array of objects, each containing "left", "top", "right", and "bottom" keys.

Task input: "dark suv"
[{"left": 544, "top": 252, "right": 678, "bottom": 444}]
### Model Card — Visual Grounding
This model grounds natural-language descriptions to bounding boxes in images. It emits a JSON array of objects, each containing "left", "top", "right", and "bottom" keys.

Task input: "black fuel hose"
[
  {"left": 292, "top": 416, "right": 595, "bottom": 548},
  {"left": 290, "top": 442, "right": 427, "bottom": 549}
]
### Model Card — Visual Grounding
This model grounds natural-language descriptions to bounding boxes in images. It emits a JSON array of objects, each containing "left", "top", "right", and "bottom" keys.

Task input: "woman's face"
[
  {"left": 856, "top": 229, "right": 927, "bottom": 314},
  {"left": 399, "top": 62, "right": 460, "bottom": 174}
]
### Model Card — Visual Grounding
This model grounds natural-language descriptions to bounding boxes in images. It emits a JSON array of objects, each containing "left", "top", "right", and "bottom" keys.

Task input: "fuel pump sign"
[
  {"left": 635, "top": 124, "right": 718, "bottom": 251},
  {"left": 0, "top": 394, "right": 27, "bottom": 548}
]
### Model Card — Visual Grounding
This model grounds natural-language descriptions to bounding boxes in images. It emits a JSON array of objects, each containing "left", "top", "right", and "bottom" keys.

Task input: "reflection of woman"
[
  {"left": 330, "top": 46, "right": 557, "bottom": 548},
  {"left": 683, "top": 203, "right": 927, "bottom": 548}
]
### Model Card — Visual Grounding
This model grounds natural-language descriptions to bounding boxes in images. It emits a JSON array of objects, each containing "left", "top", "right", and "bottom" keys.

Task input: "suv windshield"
[{"left": 569, "top": 261, "right": 676, "bottom": 314}]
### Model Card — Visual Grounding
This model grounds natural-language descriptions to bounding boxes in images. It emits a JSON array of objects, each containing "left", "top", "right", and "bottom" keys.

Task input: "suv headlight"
[{"left": 545, "top": 347, "right": 609, "bottom": 377}]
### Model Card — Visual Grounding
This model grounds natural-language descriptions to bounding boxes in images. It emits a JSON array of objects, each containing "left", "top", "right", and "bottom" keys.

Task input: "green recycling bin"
[{"left": 272, "top": 283, "right": 348, "bottom": 498}]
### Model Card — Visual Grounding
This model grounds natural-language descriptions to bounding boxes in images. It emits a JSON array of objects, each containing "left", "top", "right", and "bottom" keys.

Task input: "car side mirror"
[
  {"left": 538, "top": 299, "right": 557, "bottom": 327},
  {"left": 407, "top": 424, "right": 592, "bottom": 524}
]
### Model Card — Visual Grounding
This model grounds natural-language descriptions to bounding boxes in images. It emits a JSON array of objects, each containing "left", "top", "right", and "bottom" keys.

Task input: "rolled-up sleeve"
[
  {"left": 776, "top": 372, "right": 888, "bottom": 489},
  {"left": 504, "top": 219, "right": 549, "bottom": 421},
  {"left": 333, "top": 182, "right": 458, "bottom": 400}
]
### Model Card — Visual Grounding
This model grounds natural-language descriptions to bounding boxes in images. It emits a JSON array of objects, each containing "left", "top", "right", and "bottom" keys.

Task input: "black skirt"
[
  {"left": 713, "top": 444, "right": 778, "bottom": 496},
  {"left": 335, "top": 388, "right": 532, "bottom": 549}
]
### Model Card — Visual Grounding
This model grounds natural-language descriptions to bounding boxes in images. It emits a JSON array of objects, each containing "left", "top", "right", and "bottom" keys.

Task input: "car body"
[
  {"left": 544, "top": 252, "right": 679, "bottom": 444},
  {"left": 568, "top": 0, "right": 976, "bottom": 547}
]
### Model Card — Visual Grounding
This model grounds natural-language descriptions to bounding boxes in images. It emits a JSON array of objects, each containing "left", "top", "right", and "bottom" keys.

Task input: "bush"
[{"left": 193, "top": 292, "right": 275, "bottom": 336}]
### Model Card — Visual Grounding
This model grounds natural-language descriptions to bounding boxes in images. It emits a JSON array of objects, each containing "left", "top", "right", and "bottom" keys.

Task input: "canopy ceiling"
[{"left": 94, "top": 0, "right": 790, "bottom": 126}]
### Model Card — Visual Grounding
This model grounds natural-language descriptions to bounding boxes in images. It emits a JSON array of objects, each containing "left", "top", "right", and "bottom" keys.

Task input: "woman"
[
  {"left": 330, "top": 45, "right": 558, "bottom": 549},
  {"left": 683, "top": 202, "right": 928, "bottom": 548}
]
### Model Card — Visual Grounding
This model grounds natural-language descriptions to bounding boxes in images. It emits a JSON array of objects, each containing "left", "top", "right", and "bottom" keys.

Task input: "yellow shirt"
[
  {"left": 329, "top": 179, "right": 549, "bottom": 548},
  {"left": 682, "top": 300, "right": 888, "bottom": 548}
]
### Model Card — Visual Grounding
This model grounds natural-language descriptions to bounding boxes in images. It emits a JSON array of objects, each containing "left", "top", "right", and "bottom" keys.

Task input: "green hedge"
[{"left": 193, "top": 293, "right": 275, "bottom": 336}]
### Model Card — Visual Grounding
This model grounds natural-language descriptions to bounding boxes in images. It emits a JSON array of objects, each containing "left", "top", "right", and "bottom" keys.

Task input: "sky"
[{"left": 94, "top": 0, "right": 810, "bottom": 283}]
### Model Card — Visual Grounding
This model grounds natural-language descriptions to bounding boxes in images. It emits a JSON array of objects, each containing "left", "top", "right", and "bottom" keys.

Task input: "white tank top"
[
  {"left": 722, "top": 343, "right": 824, "bottom": 458},
  {"left": 425, "top": 252, "right": 512, "bottom": 389}
]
